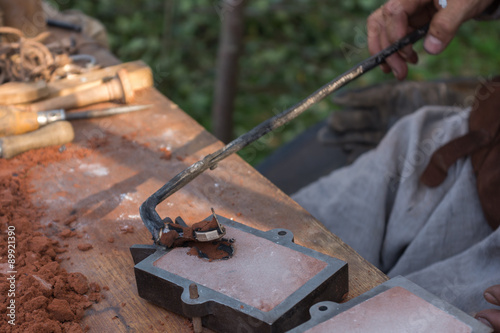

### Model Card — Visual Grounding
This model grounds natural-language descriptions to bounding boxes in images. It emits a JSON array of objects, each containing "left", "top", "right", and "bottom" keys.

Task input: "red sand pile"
[{"left": 0, "top": 145, "right": 102, "bottom": 333}]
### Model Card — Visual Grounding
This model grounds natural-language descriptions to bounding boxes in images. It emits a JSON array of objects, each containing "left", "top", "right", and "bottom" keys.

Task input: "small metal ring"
[{"left": 69, "top": 54, "right": 96, "bottom": 67}]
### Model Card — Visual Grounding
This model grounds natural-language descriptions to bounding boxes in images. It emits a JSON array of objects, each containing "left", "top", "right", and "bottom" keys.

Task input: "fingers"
[
  {"left": 484, "top": 285, "right": 500, "bottom": 306},
  {"left": 424, "top": 0, "right": 468, "bottom": 54},
  {"left": 367, "top": 0, "right": 494, "bottom": 79},
  {"left": 368, "top": 8, "right": 406, "bottom": 78},
  {"left": 474, "top": 285, "right": 500, "bottom": 331},
  {"left": 367, "top": 11, "right": 392, "bottom": 74},
  {"left": 383, "top": 0, "right": 412, "bottom": 59},
  {"left": 383, "top": 1, "right": 422, "bottom": 67},
  {"left": 367, "top": 0, "right": 430, "bottom": 80},
  {"left": 475, "top": 309, "right": 500, "bottom": 331},
  {"left": 380, "top": 28, "right": 408, "bottom": 79},
  {"left": 424, "top": 0, "right": 492, "bottom": 54}
]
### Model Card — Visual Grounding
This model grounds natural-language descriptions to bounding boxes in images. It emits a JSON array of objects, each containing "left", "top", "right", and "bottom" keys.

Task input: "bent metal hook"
[{"left": 140, "top": 24, "right": 430, "bottom": 243}]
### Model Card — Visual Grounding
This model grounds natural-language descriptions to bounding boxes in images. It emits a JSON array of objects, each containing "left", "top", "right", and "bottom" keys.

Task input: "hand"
[
  {"left": 367, "top": 0, "right": 495, "bottom": 80},
  {"left": 475, "top": 285, "right": 500, "bottom": 332}
]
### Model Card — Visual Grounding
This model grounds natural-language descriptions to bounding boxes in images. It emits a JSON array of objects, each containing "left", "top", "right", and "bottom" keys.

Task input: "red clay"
[
  {"left": 77, "top": 243, "right": 93, "bottom": 252},
  {"left": 0, "top": 145, "right": 102, "bottom": 333}
]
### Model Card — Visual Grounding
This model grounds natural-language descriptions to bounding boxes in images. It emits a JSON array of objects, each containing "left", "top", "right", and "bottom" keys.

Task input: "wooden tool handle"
[
  {"left": 46, "top": 60, "right": 153, "bottom": 98},
  {"left": 0, "top": 81, "right": 49, "bottom": 105},
  {"left": 0, "top": 121, "right": 74, "bottom": 159},
  {"left": 0, "top": 109, "right": 40, "bottom": 137},
  {"left": 28, "top": 69, "right": 135, "bottom": 112}
]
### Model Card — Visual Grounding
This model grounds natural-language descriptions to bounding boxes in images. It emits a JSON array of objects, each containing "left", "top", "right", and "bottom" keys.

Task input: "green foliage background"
[{"left": 56, "top": 0, "right": 500, "bottom": 165}]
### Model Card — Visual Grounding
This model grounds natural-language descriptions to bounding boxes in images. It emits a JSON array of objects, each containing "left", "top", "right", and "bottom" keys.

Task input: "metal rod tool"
[
  {"left": 0, "top": 104, "right": 151, "bottom": 137},
  {"left": 140, "top": 24, "right": 430, "bottom": 242}
]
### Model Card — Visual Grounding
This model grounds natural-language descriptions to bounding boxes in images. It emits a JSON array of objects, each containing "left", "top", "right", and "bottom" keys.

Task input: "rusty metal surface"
[{"left": 25, "top": 84, "right": 387, "bottom": 332}]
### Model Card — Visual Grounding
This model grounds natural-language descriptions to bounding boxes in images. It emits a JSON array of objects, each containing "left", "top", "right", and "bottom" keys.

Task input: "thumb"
[{"left": 424, "top": 1, "right": 471, "bottom": 54}]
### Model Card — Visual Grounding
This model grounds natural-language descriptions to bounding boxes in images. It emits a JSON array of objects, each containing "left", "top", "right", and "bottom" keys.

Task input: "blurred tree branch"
[
  {"left": 212, "top": 0, "right": 246, "bottom": 142},
  {"left": 161, "top": 0, "right": 176, "bottom": 60}
]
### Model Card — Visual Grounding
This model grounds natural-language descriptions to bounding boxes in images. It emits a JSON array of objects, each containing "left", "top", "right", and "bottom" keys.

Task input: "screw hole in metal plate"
[
  {"left": 318, "top": 306, "right": 328, "bottom": 312},
  {"left": 278, "top": 231, "right": 287, "bottom": 236}
]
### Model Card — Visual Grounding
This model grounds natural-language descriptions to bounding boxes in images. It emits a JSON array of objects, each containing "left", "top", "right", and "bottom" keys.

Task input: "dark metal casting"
[{"left": 131, "top": 218, "right": 348, "bottom": 333}]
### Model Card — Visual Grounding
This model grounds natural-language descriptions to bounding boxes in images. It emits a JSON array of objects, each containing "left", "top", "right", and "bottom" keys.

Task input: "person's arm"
[
  {"left": 367, "top": 0, "right": 497, "bottom": 80},
  {"left": 475, "top": 285, "right": 500, "bottom": 332}
]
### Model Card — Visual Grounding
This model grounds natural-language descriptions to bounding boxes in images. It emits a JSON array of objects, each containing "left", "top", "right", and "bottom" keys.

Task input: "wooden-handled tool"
[
  {"left": 0, "top": 104, "right": 151, "bottom": 137},
  {"left": 26, "top": 69, "right": 140, "bottom": 112},
  {"left": 0, "top": 81, "right": 50, "bottom": 105},
  {"left": 0, "top": 121, "right": 74, "bottom": 159},
  {"left": 45, "top": 60, "right": 153, "bottom": 98},
  {"left": 0, "top": 61, "right": 153, "bottom": 105},
  {"left": 0, "top": 108, "right": 39, "bottom": 137}
]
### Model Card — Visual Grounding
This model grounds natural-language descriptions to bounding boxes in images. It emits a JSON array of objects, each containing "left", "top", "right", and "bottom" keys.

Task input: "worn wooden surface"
[{"left": 25, "top": 29, "right": 388, "bottom": 332}]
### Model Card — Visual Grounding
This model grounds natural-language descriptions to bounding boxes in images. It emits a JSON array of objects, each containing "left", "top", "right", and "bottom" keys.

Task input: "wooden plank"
[
  {"left": 26, "top": 87, "right": 387, "bottom": 332},
  {"left": 9, "top": 27, "right": 388, "bottom": 332}
]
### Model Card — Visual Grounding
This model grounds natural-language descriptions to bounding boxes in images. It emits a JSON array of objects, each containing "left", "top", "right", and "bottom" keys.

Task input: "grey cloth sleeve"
[{"left": 292, "top": 106, "right": 500, "bottom": 315}]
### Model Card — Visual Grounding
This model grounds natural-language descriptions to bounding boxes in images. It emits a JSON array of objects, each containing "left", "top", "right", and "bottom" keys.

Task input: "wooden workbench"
[{"left": 26, "top": 31, "right": 388, "bottom": 332}]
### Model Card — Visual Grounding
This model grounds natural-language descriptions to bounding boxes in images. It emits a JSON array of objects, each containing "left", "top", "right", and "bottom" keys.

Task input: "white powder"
[
  {"left": 78, "top": 163, "right": 109, "bottom": 177},
  {"left": 120, "top": 193, "right": 134, "bottom": 202}
]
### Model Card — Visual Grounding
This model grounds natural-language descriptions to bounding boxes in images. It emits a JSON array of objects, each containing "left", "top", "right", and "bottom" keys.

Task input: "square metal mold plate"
[
  {"left": 288, "top": 276, "right": 492, "bottom": 333},
  {"left": 131, "top": 217, "right": 348, "bottom": 333}
]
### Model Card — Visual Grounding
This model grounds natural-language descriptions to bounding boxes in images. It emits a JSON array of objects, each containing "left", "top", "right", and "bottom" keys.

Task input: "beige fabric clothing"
[{"left": 293, "top": 106, "right": 500, "bottom": 315}]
